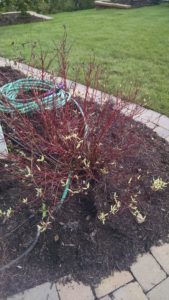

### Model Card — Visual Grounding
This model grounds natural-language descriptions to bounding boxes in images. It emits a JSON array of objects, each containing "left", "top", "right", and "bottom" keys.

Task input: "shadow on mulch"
[{"left": 0, "top": 66, "right": 169, "bottom": 298}]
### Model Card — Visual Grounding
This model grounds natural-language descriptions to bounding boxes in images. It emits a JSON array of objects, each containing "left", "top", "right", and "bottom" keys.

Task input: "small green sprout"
[
  {"left": 76, "top": 139, "right": 83, "bottom": 149},
  {"left": 37, "top": 155, "right": 45, "bottom": 162},
  {"left": 22, "top": 197, "right": 28, "bottom": 204},
  {"left": 41, "top": 203, "right": 48, "bottom": 220},
  {"left": 110, "top": 193, "right": 121, "bottom": 215},
  {"left": 82, "top": 158, "right": 90, "bottom": 168},
  {"left": 151, "top": 178, "right": 168, "bottom": 192},
  {"left": 64, "top": 133, "right": 79, "bottom": 140},
  {"left": 17, "top": 150, "right": 26, "bottom": 157},
  {"left": 128, "top": 177, "right": 132, "bottom": 185},
  {"left": 0, "top": 208, "right": 13, "bottom": 218},
  {"left": 38, "top": 221, "right": 51, "bottom": 233},
  {"left": 25, "top": 166, "right": 32, "bottom": 178},
  {"left": 6, "top": 207, "right": 13, "bottom": 218},
  {"left": 36, "top": 188, "right": 43, "bottom": 198},
  {"left": 100, "top": 167, "right": 109, "bottom": 175},
  {"left": 82, "top": 182, "right": 90, "bottom": 190},
  {"left": 129, "top": 195, "right": 146, "bottom": 224},
  {"left": 98, "top": 212, "right": 108, "bottom": 224}
]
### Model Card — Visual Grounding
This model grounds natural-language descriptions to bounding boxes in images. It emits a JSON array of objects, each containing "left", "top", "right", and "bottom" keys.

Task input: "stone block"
[
  {"left": 151, "top": 243, "right": 169, "bottom": 275},
  {"left": 147, "top": 277, "right": 169, "bottom": 300},
  {"left": 7, "top": 282, "right": 59, "bottom": 300},
  {"left": 165, "top": 136, "right": 169, "bottom": 143},
  {"left": 130, "top": 253, "right": 166, "bottom": 292},
  {"left": 135, "top": 109, "right": 161, "bottom": 124},
  {"left": 100, "top": 295, "right": 112, "bottom": 300},
  {"left": 156, "top": 115, "right": 169, "bottom": 130},
  {"left": 56, "top": 280, "right": 94, "bottom": 300},
  {"left": 112, "top": 282, "right": 147, "bottom": 300},
  {"left": 145, "top": 121, "right": 156, "bottom": 129},
  {"left": 94, "top": 271, "right": 133, "bottom": 298},
  {"left": 153, "top": 126, "right": 169, "bottom": 139}
]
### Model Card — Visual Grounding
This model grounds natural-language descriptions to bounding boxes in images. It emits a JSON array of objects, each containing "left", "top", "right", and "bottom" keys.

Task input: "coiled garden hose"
[{"left": 0, "top": 78, "right": 71, "bottom": 113}]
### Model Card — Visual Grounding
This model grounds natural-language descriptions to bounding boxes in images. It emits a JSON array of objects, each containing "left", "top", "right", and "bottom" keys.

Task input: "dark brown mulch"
[
  {"left": 0, "top": 66, "right": 25, "bottom": 85},
  {"left": 0, "top": 13, "right": 48, "bottom": 26},
  {"left": 0, "top": 66, "right": 169, "bottom": 298}
]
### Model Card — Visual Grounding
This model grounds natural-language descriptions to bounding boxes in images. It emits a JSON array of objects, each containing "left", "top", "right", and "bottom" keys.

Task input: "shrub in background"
[
  {"left": 0, "top": 0, "right": 95, "bottom": 13},
  {"left": 47, "top": 0, "right": 94, "bottom": 12},
  {"left": 0, "top": 0, "right": 32, "bottom": 14}
]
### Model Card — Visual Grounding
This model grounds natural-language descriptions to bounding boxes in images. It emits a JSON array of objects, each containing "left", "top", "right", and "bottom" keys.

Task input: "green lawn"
[{"left": 0, "top": 4, "right": 169, "bottom": 115}]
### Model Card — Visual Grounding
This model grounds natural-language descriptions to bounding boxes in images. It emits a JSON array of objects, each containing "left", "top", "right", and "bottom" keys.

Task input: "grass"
[{"left": 0, "top": 4, "right": 169, "bottom": 115}]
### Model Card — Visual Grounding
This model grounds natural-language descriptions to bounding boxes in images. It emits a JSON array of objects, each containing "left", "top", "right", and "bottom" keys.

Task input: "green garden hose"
[{"left": 0, "top": 78, "right": 71, "bottom": 113}]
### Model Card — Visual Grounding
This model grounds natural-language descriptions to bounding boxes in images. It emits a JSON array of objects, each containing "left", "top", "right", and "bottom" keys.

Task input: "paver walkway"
[{"left": 0, "top": 57, "right": 169, "bottom": 300}]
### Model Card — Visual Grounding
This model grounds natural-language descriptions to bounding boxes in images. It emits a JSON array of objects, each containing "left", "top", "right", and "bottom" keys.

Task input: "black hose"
[{"left": 0, "top": 226, "right": 40, "bottom": 272}]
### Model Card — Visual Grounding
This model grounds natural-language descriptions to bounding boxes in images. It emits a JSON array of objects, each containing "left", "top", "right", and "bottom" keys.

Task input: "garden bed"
[
  {"left": 0, "top": 11, "right": 51, "bottom": 26},
  {"left": 0, "top": 66, "right": 169, "bottom": 298}
]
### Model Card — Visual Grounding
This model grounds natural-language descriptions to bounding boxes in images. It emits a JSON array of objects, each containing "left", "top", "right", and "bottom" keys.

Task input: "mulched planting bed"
[
  {"left": 0, "top": 66, "right": 169, "bottom": 298},
  {"left": 0, "top": 13, "right": 48, "bottom": 26}
]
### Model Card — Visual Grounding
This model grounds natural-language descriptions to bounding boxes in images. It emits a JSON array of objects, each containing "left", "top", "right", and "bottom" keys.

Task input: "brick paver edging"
[{"left": 0, "top": 57, "right": 169, "bottom": 300}]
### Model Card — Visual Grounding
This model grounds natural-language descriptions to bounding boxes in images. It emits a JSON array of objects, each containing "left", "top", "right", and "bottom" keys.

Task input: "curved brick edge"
[{"left": 0, "top": 57, "right": 169, "bottom": 300}]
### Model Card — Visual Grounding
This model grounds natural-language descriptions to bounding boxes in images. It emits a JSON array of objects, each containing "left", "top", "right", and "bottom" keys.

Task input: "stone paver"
[
  {"left": 156, "top": 115, "right": 169, "bottom": 130},
  {"left": 133, "top": 117, "right": 156, "bottom": 130},
  {"left": 147, "top": 277, "right": 169, "bottom": 300},
  {"left": 144, "top": 121, "right": 156, "bottom": 129},
  {"left": 151, "top": 243, "right": 169, "bottom": 275},
  {"left": 122, "top": 102, "right": 138, "bottom": 114},
  {"left": 133, "top": 115, "right": 153, "bottom": 125},
  {"left": 134, "top": 109, "right": 161, "bottom": 124},
  {"left": 56, "top": 280, "right": 94, "bottom": 300},
  {"left": 7, "top": 282, "right": 59, "bottom": 300},
  {"left": 153, "top": 126, "right": 169, "bottom": 139},
  {"left": 99, "top": 295, "right": 112, "bottom": 300},
  {"left": 166, "top": 136, "right": 169, "bottom": 143},
  {"left": 112, "top": 282, "right": 148, "bottom": 300},
  {"left": 130, "top": 253, "right": 166, "bottom": 292},
  {"left": 94, "top": 271, "right": 133, "bottom": 298}
]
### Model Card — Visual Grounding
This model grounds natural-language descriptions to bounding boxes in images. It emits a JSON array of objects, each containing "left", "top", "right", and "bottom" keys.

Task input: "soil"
[{"left": 0, "top": 66, "right": 169, "bottom": 298}]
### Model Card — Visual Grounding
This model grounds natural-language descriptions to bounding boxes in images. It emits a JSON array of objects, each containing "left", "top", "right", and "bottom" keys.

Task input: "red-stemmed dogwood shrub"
[{"left": 0, "top": 36, "right": 145, "bottom": 229}]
